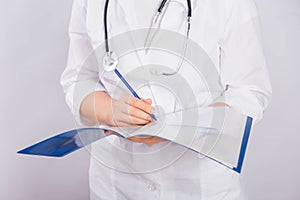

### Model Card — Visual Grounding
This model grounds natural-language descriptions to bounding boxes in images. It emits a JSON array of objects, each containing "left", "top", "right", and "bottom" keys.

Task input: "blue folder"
[
  {"left": 17, "top": 128, "right": 110, "bottom": 157},
  {"left": 17, "top": 117, "right": 252, "bottom": 173}
]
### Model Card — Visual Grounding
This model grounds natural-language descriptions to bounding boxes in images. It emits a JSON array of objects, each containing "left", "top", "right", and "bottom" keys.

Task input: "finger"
[
  {"left": 143, "top": 98, "right": 152, "bottom": 105},
  {"left": 111, "top": 116, "right": 132, "bottom": 127},
  {"left": 121, "top": 94, "right": 152, "bottom": 105},
  {"left": 117, "top": 94, "right": 153, "bottom": 123},
  {"left": 127, "top": 105, "right": 152, "bottom": 122},
  {"left": 127, "top": 136, "right": 166, "bottom": 146},
  {"left": 104, "top": 130, "right": 122, "bottom": 137},
  {"left": 109, "top": 110, "right": 132, "bottom": 126},
  {"left": 116, "top": 111, "right": 150, "bottom": 125},
  {"left": 128, "top": 115, "right": 151, "bottom": 125},
  {"left": 143, "top": 137, "right": 167, "bottom": 146},
  {"left": 104, "top": 130, "right": 114, "bottom": 134},
  {"left": 127, "top": 96, "right": 153, "bottom": 114}
]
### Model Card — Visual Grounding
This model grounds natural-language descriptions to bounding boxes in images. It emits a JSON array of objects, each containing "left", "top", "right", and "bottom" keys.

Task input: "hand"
[
  {"left": 108, "top": 93, "right": 155, "bottom": 126},
  {"left": 106, "top": 94, "right": 167, "bottom": 146}
]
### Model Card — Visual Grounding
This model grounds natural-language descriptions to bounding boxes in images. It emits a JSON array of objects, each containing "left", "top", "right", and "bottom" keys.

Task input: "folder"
[{"left": 18, "top": 107, "right": 252, "bottom": 173}]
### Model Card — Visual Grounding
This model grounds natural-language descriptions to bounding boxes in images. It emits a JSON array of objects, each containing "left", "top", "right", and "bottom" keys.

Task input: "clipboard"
[{"left": 18, "top": 107, "right": 252, "bottom": 173}]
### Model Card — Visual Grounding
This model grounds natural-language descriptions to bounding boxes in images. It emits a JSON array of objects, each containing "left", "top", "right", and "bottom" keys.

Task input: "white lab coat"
[{"left": 61, "top": 0, "right": 272, "bottom": 199}]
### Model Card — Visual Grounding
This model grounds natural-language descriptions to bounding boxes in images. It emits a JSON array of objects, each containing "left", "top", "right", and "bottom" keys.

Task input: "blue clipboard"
[
  {"left": 17, "top": 128, "right": 110, "bottom": 157},
  {"left": 17, "top": 116, "right": 252, "bottom": 173}
]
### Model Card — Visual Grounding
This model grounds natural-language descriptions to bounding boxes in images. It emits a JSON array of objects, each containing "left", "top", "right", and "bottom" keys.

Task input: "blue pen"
[{"left": 114, "top": 69, "right": 157, "bottom": 121}]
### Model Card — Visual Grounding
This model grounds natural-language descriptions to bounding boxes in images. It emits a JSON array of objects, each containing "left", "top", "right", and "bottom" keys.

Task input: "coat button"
[{"left": 146, "top": 183, "right": 156, "bottom": 191}]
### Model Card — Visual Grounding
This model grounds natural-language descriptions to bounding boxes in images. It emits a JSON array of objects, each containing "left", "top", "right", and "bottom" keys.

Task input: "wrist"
[
  {"left": 88, "top": 91, "right": 113, "bottom": 125},
  {"left": 102, "top": 98, "right": 115, "bottom": 126}
]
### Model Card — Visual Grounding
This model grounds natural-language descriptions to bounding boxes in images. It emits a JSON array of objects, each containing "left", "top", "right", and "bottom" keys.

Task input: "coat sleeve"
[
  {"left": 215, "top": 0, "right": 272, "bottom": 122},
  {"left": 60, "top": 0, "right": 106, "bottom": 125}
]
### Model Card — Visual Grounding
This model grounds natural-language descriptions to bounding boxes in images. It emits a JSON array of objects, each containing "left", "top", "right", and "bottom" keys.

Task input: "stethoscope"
[
  {"left": 100, "top": 0, "right": 195, "bottom": 183},
  {"left": 103, "top": 0, "right": 193, "bottom": 75}
]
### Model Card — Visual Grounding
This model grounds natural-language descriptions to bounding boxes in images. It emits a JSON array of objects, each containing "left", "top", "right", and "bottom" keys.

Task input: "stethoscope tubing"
[{"left": 103, "top": 0, "right": 192, "bottom": 53}]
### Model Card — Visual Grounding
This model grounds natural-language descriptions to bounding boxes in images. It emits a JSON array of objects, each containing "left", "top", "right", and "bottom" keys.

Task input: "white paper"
[{"left": 103, "top": 106, "right": 249, "bottom": 169}]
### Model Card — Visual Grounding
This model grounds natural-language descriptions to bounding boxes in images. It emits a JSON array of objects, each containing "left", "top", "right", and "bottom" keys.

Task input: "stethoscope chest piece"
[
  {"left": 103, "top": 0, "right": 192, "bottom": 75},
  {"left": 103, "top": 51, "right": 119, "bottom": 72}
]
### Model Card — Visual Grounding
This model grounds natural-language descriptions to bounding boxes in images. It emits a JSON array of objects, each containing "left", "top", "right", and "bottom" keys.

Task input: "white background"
[{"left": 0, "top": 0, "right": 299, "bottom": 199}]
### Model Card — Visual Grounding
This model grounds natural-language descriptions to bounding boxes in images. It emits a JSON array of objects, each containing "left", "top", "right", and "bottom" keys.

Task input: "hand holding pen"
[
  {"left": 113, "top": 69, "right": 157, "bottom": 121},
  {"left": 104, "top": 93, "right": 168, "bottom": 145},
  {"left": 108, "top": 93, "right": 156, "bottom": 126},
  {"left": 80, "top": 90, "right": 166, "bottom": 145}
]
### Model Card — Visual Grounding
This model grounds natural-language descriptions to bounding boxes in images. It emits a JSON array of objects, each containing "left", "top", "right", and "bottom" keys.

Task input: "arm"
[
  {"left": 214, "top": 0, "right": 272, "bottom": 122},
  {"left": 81, "top": 91, "right": 166, "bottom": 146},
  {"left": 80, "top": 91, "right": 154, "bottom": 126},
  {"left": 61, "top": 0, "right": 164, "bottom": 145},
  {"left": 61, "top": 0, "right": 107, "bottom": 126}
]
